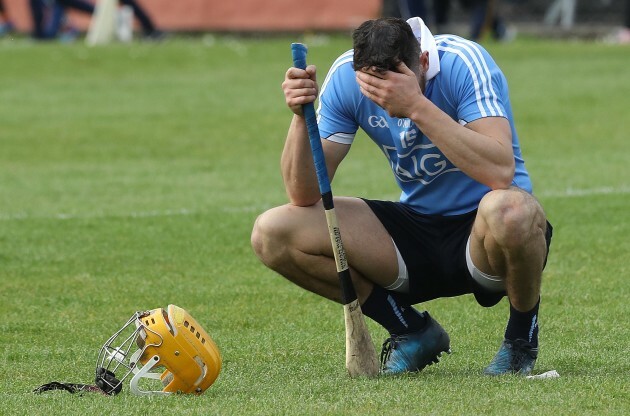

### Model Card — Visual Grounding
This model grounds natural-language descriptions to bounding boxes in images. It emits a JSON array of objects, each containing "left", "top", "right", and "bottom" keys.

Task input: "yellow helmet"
[{"left": 95, "top": 305, "right": 221, "bottom": 395}]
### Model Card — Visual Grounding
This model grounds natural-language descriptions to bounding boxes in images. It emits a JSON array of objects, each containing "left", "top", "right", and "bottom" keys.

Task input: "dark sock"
[
  {"left": 361, "top": 285, "right": 427, "bottom": 336},
  {"left": 504, "top": 297, "right": 540, "bottom": 348}
]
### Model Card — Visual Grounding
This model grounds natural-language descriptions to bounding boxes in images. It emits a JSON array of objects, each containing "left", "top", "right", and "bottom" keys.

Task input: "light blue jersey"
[{"left": 316, "top": 35, "right": 532, "bottom": 215}]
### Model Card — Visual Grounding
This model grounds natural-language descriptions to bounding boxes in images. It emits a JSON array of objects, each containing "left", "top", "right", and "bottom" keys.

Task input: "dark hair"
[{"left": 352, "top": 17, "right": 420, "bottom": 72}]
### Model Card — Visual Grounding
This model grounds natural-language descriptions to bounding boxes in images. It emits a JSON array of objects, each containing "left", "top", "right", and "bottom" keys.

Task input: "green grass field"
[{"left": 0, "top": 34, "right": 628, "bottom": 415}]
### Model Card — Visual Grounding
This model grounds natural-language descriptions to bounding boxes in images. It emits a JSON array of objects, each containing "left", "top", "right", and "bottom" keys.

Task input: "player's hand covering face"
[{"left": 355, "top": 62, "right": 423, "bottom": 118}]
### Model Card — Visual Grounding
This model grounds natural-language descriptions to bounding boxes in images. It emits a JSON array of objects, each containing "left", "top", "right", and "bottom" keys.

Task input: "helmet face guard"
[{"left": 96, "top": 305, "right": 221, "bottom": 396}]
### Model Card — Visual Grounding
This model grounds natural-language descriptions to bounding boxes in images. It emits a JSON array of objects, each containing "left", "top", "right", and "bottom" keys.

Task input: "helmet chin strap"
[
  {"left": 33, "top": 349, "right": 142, "bottom": 396},
  {"left": 94, "top": 367, "right": 123, "bottom": 395},
  {"left": 34, "top": 366, "right": 123, "bottom": 396},
  {"left": 34, "top": 366, "right": 122, "bottom": 396},
  {"left": 33, "top": 381, "right": 110, "bottom": 395}
]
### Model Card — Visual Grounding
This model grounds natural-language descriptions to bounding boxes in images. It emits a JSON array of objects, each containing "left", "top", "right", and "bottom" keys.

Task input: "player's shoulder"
[
  {"left": 321, "top": 49, "right": 356, "bottom": 90},
  {"left": 434, "top": 34, "right": 503, "bottom": 87},
  {"left": 434, "top": 34, "right": 496, "bottom": 67},
  {"left": 332, "top": 49, "right": 355, "bottom": 66},
  {"left": 326, "top": 49, "right": 355, "bottom": 77}
]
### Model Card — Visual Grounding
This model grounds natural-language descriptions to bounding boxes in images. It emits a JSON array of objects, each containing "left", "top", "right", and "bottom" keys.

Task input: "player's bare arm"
[
  {"left": 281, "top": 65, "right": 350, "bottom": 206},
  {"left": 356, "top": 63, "right": 515, "bottom": 190}
]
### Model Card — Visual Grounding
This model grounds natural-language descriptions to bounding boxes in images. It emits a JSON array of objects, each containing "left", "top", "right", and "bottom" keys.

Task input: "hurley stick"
[{"left": 291, "top": 43, "right": 379, "bottom": 377}]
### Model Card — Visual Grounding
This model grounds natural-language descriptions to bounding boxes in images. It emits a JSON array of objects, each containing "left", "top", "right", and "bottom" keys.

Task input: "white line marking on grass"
[
  {"left": 537, "top": 185, "right": 630, "bottom": 198},
  {"left": 0, "top": 186, "right": 626, "bottom": 222},
  {"left": 0, "top": 208, "right": 195, "bottom": 221},
  {"left": 0, "top": 205, "right": 272, "bottom": 221}
]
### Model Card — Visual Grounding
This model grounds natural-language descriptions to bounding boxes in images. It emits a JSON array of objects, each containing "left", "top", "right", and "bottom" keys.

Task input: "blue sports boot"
[
  {"left": 380, "top": 312, "right": 451, "bottom": 375},
  {"left": 483, "top": 338, "right": 538, "bottom": 376}
]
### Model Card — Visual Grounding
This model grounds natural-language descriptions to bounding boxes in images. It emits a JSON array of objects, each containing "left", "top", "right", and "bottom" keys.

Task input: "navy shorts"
[{"left": 362, "top": 199, "right": 553, "bottom": 307}]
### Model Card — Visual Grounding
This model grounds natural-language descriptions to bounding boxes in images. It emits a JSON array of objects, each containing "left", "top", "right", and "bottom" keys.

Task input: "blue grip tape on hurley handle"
[{"left": 291, "top": 43, "right": 331, "bottom": 196}]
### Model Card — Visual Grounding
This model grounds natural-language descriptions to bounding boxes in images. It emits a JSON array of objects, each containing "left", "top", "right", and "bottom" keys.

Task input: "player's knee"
[
  {"left": 251, "top": 206, "right": 292, "bottom": 268},
  {"left": 251, "top": 209, "right": 280, "bottom": 265},
  {"left": 479, "top": 189, "right": 544, "bottom": 249}
]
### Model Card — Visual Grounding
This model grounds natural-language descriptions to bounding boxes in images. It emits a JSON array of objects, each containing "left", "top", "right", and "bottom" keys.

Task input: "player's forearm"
[
  {"left": 409, "top": 98, "right": 515, "bottom": 189},
  {"left": 281, "top": 115, "right": 323, "bottom": 206}
]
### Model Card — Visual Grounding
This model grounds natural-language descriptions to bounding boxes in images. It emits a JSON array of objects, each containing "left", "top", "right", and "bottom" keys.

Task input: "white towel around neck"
[{"left": 406, "top": 17, "right": 440, "bottom": 80}]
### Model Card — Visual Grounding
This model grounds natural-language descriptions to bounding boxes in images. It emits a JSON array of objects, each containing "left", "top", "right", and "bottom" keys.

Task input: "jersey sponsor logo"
[
  {"left": 381, "top": 141, "right": 460, "bottom": 184},
  {"left": 366, "top": 116, "right": 461, "bottom": 184},
  {"left": 368, "top": 115, "right": 389, "bottom": 128}
]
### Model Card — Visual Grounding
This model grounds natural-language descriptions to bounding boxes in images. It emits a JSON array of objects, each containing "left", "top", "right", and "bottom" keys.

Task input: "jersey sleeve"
[
  {"left": 316, "top": 53, "right": 359, "bottom": 145},
  {"left": 441, "top": 44, "right": 508, "bottom": 125}
]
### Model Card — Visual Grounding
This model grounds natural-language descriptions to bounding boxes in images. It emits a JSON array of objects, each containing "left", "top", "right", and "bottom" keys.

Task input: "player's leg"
[
  {"left": 119, "top": 0, "right": 162, "bottom": 38},
  {"left": 252, "top": 197, "right": 450, "bottom": 374},
  {"left": 0, "top": 0, "right": 15, "bottom": 36},
  {"left": 468, "top": 187, "right": 551, "bottom": 375},
  {"left": 470, "top": 187, "right": 548, "bottom": 310},
  {"left": 57, "top": 0, "right": 94, "bottom": 14},
  {"left": 252, "top": 197, "right": 432, "bottom": 341},
  {"left": 251, "top": 196, "right": 399, "bottom": 303}
]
